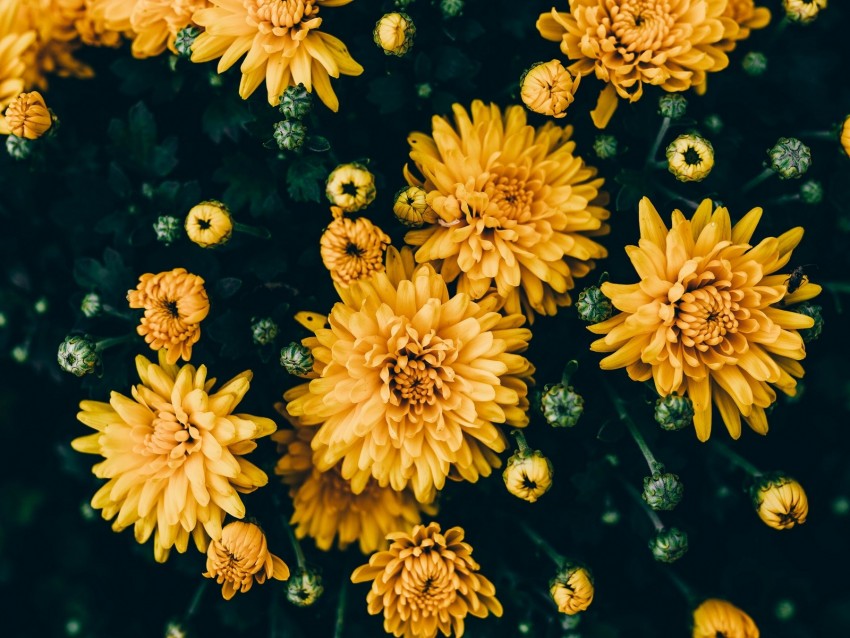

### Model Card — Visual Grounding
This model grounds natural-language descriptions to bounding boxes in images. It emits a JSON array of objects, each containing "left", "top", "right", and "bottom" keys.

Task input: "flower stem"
[
  {"left": 510, "top": 429, "right": 531, "bottom": 455},
  {"left": 94, "top": 334, "right": 136, "bottom": 352},
  {"left": 185, "top": 580, "right": 207, "bottom": 619},
  {"left": 764, "top": 193, "right": 800, "bottom": 207},
  {"left": 234, "top": 221, "right": 271, "bottom": 239},
  {"left": 273, "top": 490, "right": 308, "bottom": 569},
  {"left": 741, "top": 167, "right": 775, "bottom": 193},
  {"left": 799, "top": 130, "right": 837, "bottom": 141},
  {"left": 710, "top": 441, "right": 763, "bottom": 478},
  {"left": 646, "top": 116, "right": 671, "bottom": 167},
  {"left": 654, "top": 182, "right": 701, "bottom": 210},
  {"left": 519, "top": 520, "right": 565, "bottom": 567},
  {"left": 602, "top": 378, "right": 664, "bottom": 474},
  {"left": 665, "top": 570, "right": 698, "bottom": 607},
  {"left": 622, "top": 479, "right": 665, "bottom": 532},
  {"left": 333, "top": 574, "right": 348, "bottom": 638}
]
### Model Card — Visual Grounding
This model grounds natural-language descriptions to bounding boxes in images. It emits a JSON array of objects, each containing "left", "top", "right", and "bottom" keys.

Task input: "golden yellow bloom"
[
  {"left": 502, "top": 448, "right": 553, "bottom": 503},
  {"left": 319, "top": 207, "right": 391, "bottom": 286},
  {"left": 373, "top": 12, "right": 414, "bottom": 57},
  {"left": 719, "top": 0, "right": 771, "bottom": 51},
  {"left": 666, "top": 134, "right": 715, "bottom": 182},
  {"left": 549, "top": 564, "right": 594, "bottom": 615},
  {"left": 186, "top": 200, "right": 233, "bottom": 248},
  {"left": 204, "top": 521, "right": 290, "bottom": 599},
  {"left": 287, "top": 246, "right": 535, "bottom": 504},
  {"left": 393, "top": 185, "right": 436, "bottom": 227},
  {"left": 351, "top": 522, "right": 503, "bottom": 638},
  {"left": 589, "top": 198, "right": 821, "bottom": 441},
  {"left": 0, "top": 0, "right": 35, "bottom": 114},
  {"left": 752, "top": 475, "right": 808, "bottom": 530},
  {"left": 56, "top": 0, "right": 123, "bottom": 48},
  {"left": 191, "top": 0, "right": 363, "bottom": 111},
  {"left": 272, "top": 411, "right": 435, "bottom": 554},
  {"left": 692, "top": 599, "right": 759, "bottom": 638},
  {"left": 536, "top": 1, "right": 737, "bottom": 128},
  {"left": 128, "top": 267, "right": 210, "bottom": 365},
  {"left": 326, "top": 162, "right": 376, "bottom": 213},
  {"left": 4, "top": 90, "right": 51, "bottom": 139},
  {"left": 783, "top": 0, "right": 826, "bottom": 24},
  {"left": 71, "top": 352, "right": 277, "bottom": 562},
  {"left": 520, "top": 59, "right": 580, "bottom": 119},
  {"left": 404, "top": 100, "right": 610, "bottom": 321},
  {"left": 841, "top": 116, "right": 850, "bottom": 158}
]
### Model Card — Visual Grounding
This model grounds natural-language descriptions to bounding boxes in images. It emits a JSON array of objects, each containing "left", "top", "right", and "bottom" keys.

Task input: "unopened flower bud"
[
  {"left": 286, "top": 567, "right": 324, "bottom": 607},
  {"left": 393, "top": 185, "right": 433, "bottom": 227},
  {"left": 80, "top": 293, "right": 102, "bottom": 318},
  {"left": 703, "top": 114, "right": 724, "bottom": 134},
  {"left": 280, "top": 342, "right": 314, "bottom": 377},
  {"left": 649, "top": 526, "right": 688, "bottom": 563},
  {"left": 503, "top": 447, "right": 554, "bottom": 503},
  {"left": 742, "top": 51, "right": 767, "bottom": 76},
  {"left": 11, "top": 344, "right": 28, "bottom": 363},
  {"left": 373, "top": 12, "right": 415, "bottom": 56},
  {"left": 34, "top": 297, "right": 48, "bottom": 314},
  {"left": 575, "top": 286, "right": 612, "bottom": 323},
  {"left": 440, "top": 0, "right": 463, "bottom": 18},
  {"left": 799, "top": 180, "right": 823, "bottom": 205},
  {"left": 549, "top": 564, "right": 594, "bottom": 615},
  {"left": 783, "top": 0, "right": 826, "bottom": 24},
  {"left": 251, "top": 317, "right": 278, "bottom": 345},
  {"left": 273, "top": 119, "right": 306, "bottom": 151},
  {"left": 416, "top": 83, "right": 432, "bottom": 99},
  {"left": 174, "top": 26, "right": 201, "bottom": 58},
  {"left": 153, "top": 215, "right": 182, "bottom": 245},
  {"left": 6, "top": 134, "right": 33, "bottom": 160},
  {"left": 279, "top": 83, "right": 313, "bottom": 119},
  {"left": 520, "top": 60, "right": 580, "bottom": 119},
  {"left": 164, "top": 621, "right": 189, "bottom": 638},
  {"left": 775, "top": 599, "right": 796, "bottom": 621},
  {"left": 4, "top": 91, "right": 53, "bottom": 139},
  {"left": 58, "top": 335, "right": 101, "bottom": 377},
  {"left": 642, "top": 472, "right": 684, "bottom": 511},
  {"left": 794, "top": 302, "right": 823, "bottom": 343},
  {"left": 768, "top": 137, "right": 811, "bottom": 179},
  {"left": 185, "top": 201, "right": 233, "bottom": 248},
  {"left": 751, "top": 474, "right": 808, "bottom": 530},
  {"left": 593, "top": 134, "right": 618, "bottom": 159},
  {"left": 693, "top": 599, "right": 759, "bottom": 637},
  {"left": 667, "top": 133, "right": 714, "bottom": 182},
  {"left": 658, "top": 94, "right": 687, "bottom": 120},
  {"left": 654, "top": 394, "right": 694, "bottom": 431},
  {"left": 539, "top": 383, "right": 584, "bottom": 428}
]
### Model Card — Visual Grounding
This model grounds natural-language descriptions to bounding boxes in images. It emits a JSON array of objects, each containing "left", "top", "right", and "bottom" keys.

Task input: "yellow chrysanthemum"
[
  {"left": 320, "top": 207, "right": 391, "bottom": 285},
  {"left": 666, "top": 134, "right": 715, "bottom": 182},
  {"left": 351, "top": 522, "right": 503, "bottom": 638},
  {"left": 71, "top": 352, "right": 278, "bottom": 562},
  {"left": 752, "top": 474, "right": 808, "bottom": 530},
  {"left": 520, "top": 59, "right": 580, "bottom": 119},
  {"left": 56, "top": 0, "right": 123, "bottom": 47},
  {"left": 719, "top": 0, "right": 771, "bottom": 51},
  {"left": 549, "top": 564, "right": 594, "bottom": 615},
  {"left": 326, "top": 162, "right": 376, "bottom": 212},
  {"left": 272, "top": 403, "right": 436, "bottom": 554},
  {"left": 185, "top": 200, "right": 233, "bottom": 248},
  {"left": 783, "top": 0, "right": 826, "bottom": 24},
  {"left": 403, "top": 100, "right": 610, "bottom": 322},
  {"left": 191, "top": 0, "right": 363, "bottom": 111},
  {"left": 4, "top": 90, "right": 51, "bottom": 139},
  {"left": 204, "top": 521, "right": 290, "bottom": 599},
  {"left": 286, "top": 246, "right": 535, "bottom": 504},
  {"left": 589, "top": 198, "right": 821, "bottom": 441},
  {"left": 841, "top": 116, "right": 850, "bottom": 158},
  {"left": 536, "top": 1, "right": 737, "bottom": 127},
  {"left": 692, "top": 599, "right": 759, "bottom": 638},
  {"left": 0, "top": 0, "right": 35, "bottom": 115}
]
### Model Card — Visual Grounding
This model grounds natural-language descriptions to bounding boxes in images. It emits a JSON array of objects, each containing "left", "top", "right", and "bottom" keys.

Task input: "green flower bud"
[
  {"left": 57, "top": 335, "right": 101, "bottom": 377},
  {"left": 286, "top": 567, "right": 324, "bottom": 607},
  {"left": 654, "top": 394, "right": 694, "bottom": 431},
  {"left": 11, "top": 344, "right": 28, "bottom": 363},
  {"left": 795, "top": 302, "right": 823, "bottom": 343},
  {"left": 174, "top": 26, "right": 201, "bottom": 58},
  {"left": 279, "top": 83, "right": 313, "bottom": 119},
  {"left": 6, "top": 135, "right": 33, "bottom": 160},
  {"left": 703, "top": 114, "right": 724, "bottom": 135},
  {"left": 251, "top": 317, "right": 278, "bottom": 345},
  {"left": 0, "top": 312, "right": 7, "bottom": 328},
  {"left": 593, "top": 134, "right": 618, "bottom": 159},
  {"left": 34, "top": 297, "right": 48, "bottom": 314},
  {"left": 799, "top": 180, "right": 823, "bottom": 205},
  {"left": 80, "top": 293, "right": 102, "bottom": 318},
  {"left": 575, "top": 286, "right": 613, "bottom": 323},
  {"left": 440, "top": 0, "right": 463, "bottom": 18},
  {"left": 540, "top": 383, "right": 584, "bottom": 428},
  {"left": 742, "top": 51, "right": 767, "bottom": 76},
  {"left": 768, "top": 137, "right": 811, "bottom": 179},
  {"left": 658, "top": 94, "right": 687, "bottom": 120},
  {"left": 280, "top": 342, "right": 314, "bottom": 377},
  {"left": 416, "top": 83, "right": 433, "bottom": 99},
  {"left": 273, "top": 119, "right": 307, "bottom": 151},
  {"left": 153, "top": 215, "right": 182, "bottom": 245},
  {"left": 642, "top": 472, "right": 684, "bottom": 511},
  {"left": 164, "top": 621, "right": 189, "bottom": 638},
  {"left": 775, "top": 599, "right": 796, "bottom": 621},
  {"left": 648, "top": 527, "right": 688, "bottom": 563}
]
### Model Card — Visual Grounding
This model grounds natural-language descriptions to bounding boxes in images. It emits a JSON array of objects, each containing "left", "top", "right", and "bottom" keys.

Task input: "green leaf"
[
  {"left": 202, "top": 95, "right": 256, "bottom": 144},
  {"left": 366, "top": 75, "right": 409, "bottom": 115},
  {"left": 286, "top": 155, "right": 327, "bottom": 203},
  {"left": 433, "top": 46, "right": 480, "bottom": 82}
]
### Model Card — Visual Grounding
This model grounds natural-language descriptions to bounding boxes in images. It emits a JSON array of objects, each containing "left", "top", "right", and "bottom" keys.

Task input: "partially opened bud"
[
  {"left": 692, "top": 598, "right": 759, "bottom": 638},
  {"left": 503, "top": 447, "right": 554, "bottom": 503},
  {"left": 520, "top": 60, "right": 580, "bottom": 119},
  {"left": 373, "top": 12, "right": 415, "bottom": 56},
  {"left": 286, "top": 567, "right": 324, "bottom": 607},
  {"left": 4, "top": 92, "right": 52, "bottom": 140},
  {"left": 57, "top": 335, "right": 101, "bottom": 377},
  {"left": 185, "top": 200, "right": 233, "bottom": 248},
  {"left": 280, "top": 342, "right": 314, "bottom": 377},
  {"left": 751, "top": 474, "right": 808, "bottom": 530},
  {"left": 649, "top": 527, "right": 688, "bottom": 563},
  {"left": 549, "top": 564, "right": 594, "bottom": 615}
]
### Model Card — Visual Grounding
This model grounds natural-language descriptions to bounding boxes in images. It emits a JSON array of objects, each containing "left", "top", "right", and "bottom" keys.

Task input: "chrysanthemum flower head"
[
  {"left": 185, "top": 200, "right": 233, "bottom": 248},
  {"left": 351, "top": 522, "right": 503, "bottom": 638},
  {"left": 4, "top": 90, "right": 51, "bottom": 139},
  {"left": 719, "top": 0, "right": 771, "bottom": 51},
  {"left": 520, "top": 59, "right": 580, "bottom": 119},
  {"left": 71, "top": 352, "right": 277, "bottom": 562},
  {"left": 191, "top": 0, "right": 363, "bottom": 111},
  {"left": 56, "top": 0, "right": 123, "bottom": 48},
  {"left": 320, "top": 207, "right": 391, "bottom": 286},
  {"left": 0, "top": 0, "right": 35, "bottom": 114},
  {"left": 692, "top": 598, "right": 759, "bottom": 638},
  {"left": 403, "top": 100, "right": 610, "bottom": 321},
  {"left": 286, "top": 246, "right": 535, "bottom": 504},
  {"left": 128, "top": 267, "right": 210, "bottom": 364},
  {"left": 549, "top": 563, "right": 594, "bottom": 615},
  {"left": 589, "top": 198, "right": 821, "bottom": 441},
  {"left": 204, "top": 521, "right": 290, "bottom": 599}
]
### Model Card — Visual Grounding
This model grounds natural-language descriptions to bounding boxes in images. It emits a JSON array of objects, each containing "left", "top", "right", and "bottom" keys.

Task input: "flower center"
[
  {"left": 197, "top": 217, "right": 212, "bottom": 230},
  {"left": 400, "top": 553, "right": 458, "bottom": 613},
  {"left": 610, "top": 0, "right": 674, "bottom": 51},
  {"left": 163, "top": 299, "right": 181, "bottom": 318},
  {"left": 491, "top": 175, "right": 533, "bottom": 221},
  {"left": 345, "top": 242, "right": 364, "bottom": 257},
  {"left": 246, "top": 0, "right": 321, "bottom": 37},
  {"left": 683, "top": 147, "right": 702, "bottom": 166},
  {"left": 141, "top": 409, "right": 203, "bottom": 462},
  {"left": 675, "top": 286, "right": 740, "bottom": 349}
]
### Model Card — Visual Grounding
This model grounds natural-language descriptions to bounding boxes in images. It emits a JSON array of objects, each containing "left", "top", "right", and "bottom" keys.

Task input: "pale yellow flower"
[
  {"left": 185, "top": 200, "right": 233, "bottom": 248},
  {"left": 373, "top": 11, "right": 414, "bottom": 56},
  {"left": 692, "top": 599, "right": 759, "bottom": 638},
  {"left": 502, "top": 448, "right": 553, "bottom": 503},
  {"left": 326, "top": 163, "right": 376, "bottom": 212},
  {"left": 666, "top": 134, "right": 715, "bottom": 182},
  {"left": 520, "top": 59, "right": 580, "bottom": 119},
  {"left": 783, "top": 0, "right": 826, "bottom": 24}
]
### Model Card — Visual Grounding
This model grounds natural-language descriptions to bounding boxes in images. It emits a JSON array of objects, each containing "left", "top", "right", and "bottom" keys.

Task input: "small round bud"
[
  {"left": 373, "top": 12, "right": 415, "bottom": 56},
  {"left": 601, "top": 509, "right": 620, "bottom": 525},
  {"left": 642, "top": 472, "right": 684, "bottom": 511},
  {"left": 593, "top": 134, "right": 618, "bottom": 159},
  {"left": 66, "top": 619, "right": 82, "bottom": 636},
  {"left": 164, "top": 621, "right": 189, "bottom": 638},
  {"left": 703, "top": 114, "right": 724, "bottom": 135},
  {"left": 654, "top": 394, "right": 694, "bottom": 431},
  {"left": 794, "top": 302, "right": 823, "bottom": 343},
  {"left": 549, "top": 564, "right": 594, "bottom": 615},
  {"left": 394, "top": 0, "right": 414, "bottom": 7},
  {"left": 440, "top": 0, "right": 463, "bottom": 18},
  {"left": 648, "top": 527, "right": 688, "bottom": 563},
  {"left": 273, "top": 119, "right": 307, "bottom": 151},
  {"left": 783, "top": 0, "right": 827, "bottom": 24},
  {"left": 575, "top": 286, "right": 612, "bottom": 322},
  {"left": 279, "top": 83, "right": 313, "bottom": 119},
  {"left": 667, "top": 133, "right": 714, "bottom": 182},
  {"left": 79, "top": 500, "right": 97, "bottom": 521},
  {"left": 768, "top": 137, "right": 811, "bottom": 179},
  {"left": 503, "top": 448, "right": 554, "bottom": 503},
  {"left": 832, "top": 496, "right": 850, "bottom": 516},
  {"left": 80, "top": 293, "right": 102, "bottom": 318},
  {"left": 520, "top": 60, "right": 580, "bottom": 119},
  {"left": 741, "top": 51, "right": 767, "bottom": 76},
  {"left": 799, "top": 180, "right": 823, "bottom": 205},
  {"left": 539, "top": 383, "right": 584, "bottom": 428},
  {"left": 393, "top": 185, "right": 433, "bottom": 227},
  {"left": 11, "top": 344, "right": 27, "bottom": 363},
  {"left": 34, "top": 296, "right": 48, "bottom": 314},
  {"left": 0, "top": 312, "right": 7, "bottom": 328},
  {"left": 326, "top": 163, "right": 376, "bottom": 213},
  {"left": 658, "top": 94, "right": 688, "bottom": 120},
  {"left": 774, "top": 599, "right": 796, "bottom": 621},
  {"left": 4, "top": 91, "right": 53, "bottom": 139},
  {"left": 57, "top": 335, "right": 101, "bottom": 377},
  {"left": 153, "top": 215, "right": 182, "bottom": 245},
  {"left": 185, "top": 200, "right": 233, "bottom": 248},
  {"left": 841, "top": 115, "right": 850, "bottom": 159},
  {"left": 416, "top": 83, "right": 433, "bottom": 99},
  {"left": 286, "top": 567, "right": 324, "bottom": 607},
  {"left": 251, "top": 317, "right": 278, "bottom": 345},
  {"left": 6, "top": 134, "right": 33, "bottom": 160},
  {"left": 751, "top": 473, "right": 808, "bottom": 530},
  {"left": 174, "top": 26, "right": 201, "bottom": 58},
  {"left": 280, "top": 342, "right": 314, "bottom": 377}
]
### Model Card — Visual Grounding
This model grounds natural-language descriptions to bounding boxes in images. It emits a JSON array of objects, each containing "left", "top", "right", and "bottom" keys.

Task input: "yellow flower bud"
[
  {"left": 4, "top": 92, "right": 52, "bottom": 140},
  {"left": 752, "top": 475, "right": 808, "bottom": 530},
  {"left": 392, "top": 185, "right": 435, "bottom": 227},
  {"left": 840, "top": 115, "right": 850, "bottom": 159},
  {"left": 503, "top": 448, "right": 553, "bottom": 503},
  {"left": 692, "top": 598, "right": 759, "bottom": 638},
  {"left": 373, "top": 12, "right": 415, "bottom": 56},
  {"left": 520, "top": 60, "right": 580, "bottom": 119},
  {"left": 326, "top": 163, "right": 376, "bottom": 213},
  {"left": 666, "top": 133, "right": 714, "bottom": 182},
  {"left": 549, "top": 564, "right": 594, "bottom": 615},
  {"left": 185, "top": 200, "right": 234, "bottom": 248},
  {"left": 783, "top": 0, "right": 827, "bottom": 24}
]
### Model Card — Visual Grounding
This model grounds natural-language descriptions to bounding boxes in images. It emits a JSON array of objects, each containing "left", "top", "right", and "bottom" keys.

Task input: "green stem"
[
  {"left": 654, "top": 182, "right": 701, "bottom": 210},
  {"left": 234, "top": 221, "right": 271, "bottom": 239},
  {"left": 94, "top": 334, "right": 136, "bottom": 352},
  {"left": 273, "top": 491, "right": 307, "bottom": 570},
  {"left": 510, "top": 429, "right": 531, "bottom": 455},
  {"left": 765, "top": 193, "right": 801, "bottom": 207},
  {"left": 710, "top": 441, "right": 763, "bottom": 478},
  {"left": 741, "top": 167, "right": 775, "bottom": 193},
  {"left": 101, "top": 305, "right": 136, "bottom": 321},
  {"left": 519, "top": 520, "right": 565, "bottom": 567},
  {"left": 665, "top": 570, "right": 698, "bottom": 607},
  {"left": 602, "top": 378, "right": 664, "bottom": 474},
  {"left": 333, "top": 575, "right": 348, "bottom": 638},
  {"left": 185, "top": 580, "right": 207, "bottom": 619},
  {"left": 799, "top": 130, "right": 837, "bottom": 141},
  {"left": 622, "top": 479, "right": 665, "bottom": 532},
  {"left": 646, "top": 116, "right": 671, "bottom": 167}
]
